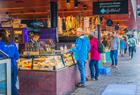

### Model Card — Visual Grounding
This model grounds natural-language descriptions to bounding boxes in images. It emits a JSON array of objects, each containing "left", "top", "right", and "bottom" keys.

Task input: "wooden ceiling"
[
  {"left": 0, "top": 0, "right": 132, "bottom": 24},
  {"left": 0, "top": 0, "right": 93, "bottom": 19}
]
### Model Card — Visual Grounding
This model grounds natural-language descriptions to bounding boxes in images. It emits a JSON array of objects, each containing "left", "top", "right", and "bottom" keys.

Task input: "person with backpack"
[
  {"left": 89, "top": 32, "right": 101, "bottom": 80},
  {"left": 69, "top": 28, "right": 90, "bottom": 87},
  {"left": 128, "top": 35, "right": 136, "bottom": 59},
  {"left": 110, "top": 32, "right": 120, "bottom": 68}
]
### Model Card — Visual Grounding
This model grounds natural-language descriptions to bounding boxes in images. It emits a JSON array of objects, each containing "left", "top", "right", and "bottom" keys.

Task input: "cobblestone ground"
[{"left": 71, "top": 45, "right": 140, "bottom": 95}]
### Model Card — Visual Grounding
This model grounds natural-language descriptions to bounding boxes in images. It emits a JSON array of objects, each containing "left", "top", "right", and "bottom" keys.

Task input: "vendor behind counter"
[{"left": 29, "top": 33, "right": 40, "bottom": 49}]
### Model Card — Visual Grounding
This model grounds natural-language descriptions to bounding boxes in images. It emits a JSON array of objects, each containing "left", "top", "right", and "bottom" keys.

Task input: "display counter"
[
  {"left": 18, "top": 53, "right": 82, "bottom": 95},
  {"left": 18, "top": 53, "right": 76, "bottom": 70},
  {"left": 0, "top": 58, "right": 11, "bottom": 95}
]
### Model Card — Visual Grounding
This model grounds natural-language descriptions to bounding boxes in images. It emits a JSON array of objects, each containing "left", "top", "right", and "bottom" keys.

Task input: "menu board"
[{"left": 0, "top": 63, "right": 7, "bottom": 95}]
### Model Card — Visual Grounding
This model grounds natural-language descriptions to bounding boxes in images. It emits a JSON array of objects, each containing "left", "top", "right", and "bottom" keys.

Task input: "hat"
[{"left": 76, "top": 28, "right": 84, "bottom": 32}]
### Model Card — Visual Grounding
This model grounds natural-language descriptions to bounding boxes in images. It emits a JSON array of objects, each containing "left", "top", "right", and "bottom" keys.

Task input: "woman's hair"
[
  {"left": 88, "top": 34, "right": 93, "bottom": 40},
  {"left": 0, "top": 29, "right": 11, "bottom": 44}
]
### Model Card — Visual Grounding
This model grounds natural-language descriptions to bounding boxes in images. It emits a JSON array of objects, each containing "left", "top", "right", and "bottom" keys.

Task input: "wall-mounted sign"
[
  {"left": 137, "top": 5, "right": 140, "bottom": 17},
  {"left": 93, "top": 0, "right": 128, "bottom": 15}
]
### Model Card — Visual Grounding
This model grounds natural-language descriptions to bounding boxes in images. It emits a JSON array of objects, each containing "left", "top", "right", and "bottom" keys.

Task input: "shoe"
[
  {"left": 95, "top": 77, "right": 99, "bottom": 80},
  {"left": 91, "top": 78, "right": 95, "bottom": 81},
  {"left": 76, "top": 83, "right": 86, "bottom": 88},
  {"left": 111, "top": 65, "right": 115, "bottom": 68},
  {"left": 114, "top": 66, "right": 119, "bottom": 69}
]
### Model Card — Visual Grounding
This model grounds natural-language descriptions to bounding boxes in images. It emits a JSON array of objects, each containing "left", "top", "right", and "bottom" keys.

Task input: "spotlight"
[
  {"left": 74, "top": 0, "right": 78, "bottom": 8},
  {"left": 66, "top": 0, "right": 70, "bottom": 4},
  {"left": 83, "top": 5, "right": 88, "bottom": 10}
]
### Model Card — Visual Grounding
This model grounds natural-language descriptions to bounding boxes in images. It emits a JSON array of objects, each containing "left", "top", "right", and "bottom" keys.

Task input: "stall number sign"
[{"left": 93, "top": 0, "right": 128, "bottom": 15}]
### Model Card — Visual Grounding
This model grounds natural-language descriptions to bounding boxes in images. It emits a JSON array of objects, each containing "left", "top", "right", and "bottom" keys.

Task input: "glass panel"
[
  {"left": 63, "top": 53, "right": 75, "bottom": 66},
  {"left": 33, "top": 55, "right": 64, "bottom": 70},
  {"left": 0, "top": 63, "right": 7, "bottom": 95},
  {"left": 0, "top": 50, "right": 9, "bottom": 59}
]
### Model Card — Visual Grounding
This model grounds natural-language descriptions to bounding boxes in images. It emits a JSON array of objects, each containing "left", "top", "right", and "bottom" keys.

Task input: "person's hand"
[{"left": 71, "top": 44, "right": 75, "bottom": 48}]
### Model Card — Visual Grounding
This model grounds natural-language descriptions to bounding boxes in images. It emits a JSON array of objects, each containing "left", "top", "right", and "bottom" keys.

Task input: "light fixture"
[
  {"left": 74, "top": 0, "right": 78, "bottom": 8},
  {"left": 83, "top": 5, "right": 88, "bottom": 10},
  {"left": 66, "top": 0, "right": 70, "bottom": 4}
]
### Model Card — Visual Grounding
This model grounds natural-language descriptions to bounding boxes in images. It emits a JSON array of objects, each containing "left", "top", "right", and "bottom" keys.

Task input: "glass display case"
[
  {"left": 63, "top": 53, "right": 76, "bottom": 66},
  {"left": 18, "top": 53, "right": 75, "bottom": 71},
  {"left": 0, "top": 50, "right": 11, "bottom": 95}
]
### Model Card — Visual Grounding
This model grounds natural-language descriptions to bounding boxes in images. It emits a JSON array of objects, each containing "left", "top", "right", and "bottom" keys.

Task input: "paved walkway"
[{"left": 71, "top": 44, "right": 140, "bottom": 95}]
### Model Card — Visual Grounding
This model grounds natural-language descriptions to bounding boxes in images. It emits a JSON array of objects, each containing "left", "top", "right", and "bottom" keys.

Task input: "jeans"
[
  {"left": 124, "top": 47, "right": 127, "bottom": 54},
  {"left": 110, "top": 50, "right": 118, "bottom": 66},
  {"left": 120, "top": 49, "right": 124, "bottom": 56},
  {"left": 129, "top": 46, "right": 135, "bottom": 59},
  {"left": 77, "top": 60, "right": 86, "bottom": 85},
  {"left": 89, "top": 60, "right": 99, "bottom": 79},
  {"left": 11, "top": 66, "right": 18, "bottom": 95}
]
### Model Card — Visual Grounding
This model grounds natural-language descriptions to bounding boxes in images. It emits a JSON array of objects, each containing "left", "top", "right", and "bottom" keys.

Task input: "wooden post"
[
  {"left": 97, "top": 16, "right": 101, "bottom": 43},
  {"left": 50, "top": 1, "right": 59, "bottom": 42}
]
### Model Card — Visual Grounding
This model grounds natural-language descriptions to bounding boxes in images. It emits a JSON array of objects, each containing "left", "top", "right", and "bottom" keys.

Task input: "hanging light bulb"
[
  {"left": 66, "top": 0, "right": 70, "bottom": 4},
  {"left": 74, "top": 0, "right": 78, "bottom": 8}
]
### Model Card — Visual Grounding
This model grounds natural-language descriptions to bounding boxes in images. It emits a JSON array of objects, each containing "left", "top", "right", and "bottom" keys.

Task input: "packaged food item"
[{"left": 18, "top": 58, "right": 32, "bottom": 70}]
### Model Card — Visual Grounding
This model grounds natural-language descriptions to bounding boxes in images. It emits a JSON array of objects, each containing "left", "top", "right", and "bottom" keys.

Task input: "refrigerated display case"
[
  {"left": 18, "top": 53, "right": 78, "bottom": 95},
  {"left": 0, "top": 50, "right": 11, "bottom": 95},
  {"left": 18, "top": 53, "right": 75, "bottom": 71}
]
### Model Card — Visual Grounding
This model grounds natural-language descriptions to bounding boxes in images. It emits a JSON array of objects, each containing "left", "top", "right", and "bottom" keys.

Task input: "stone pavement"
[{"left": 71, "top": 45, "right": 140, "bottom": 95}]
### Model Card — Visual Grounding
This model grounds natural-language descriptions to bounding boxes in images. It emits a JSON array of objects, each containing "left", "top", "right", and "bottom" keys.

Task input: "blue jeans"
[
  {"left": 89, "top": 60, "right": 99, "bottom": 79},
  {"left": 11, "top": 66, "right": 18, "bottom": 95},
  {"left": 110, "top": 50, "right": 118, "bottom": 66},
  {"left": 129, "top": 46, "right": 135, "bottom": 58},
  {"left": 77, "top": 60, "right": 86, "bottom": 85}
]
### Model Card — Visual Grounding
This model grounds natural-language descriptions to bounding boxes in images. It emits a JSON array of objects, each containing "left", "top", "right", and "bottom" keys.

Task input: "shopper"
[
  {"left": 102, "top": 37, "right": 107, "bottom": 64},
  {"left": 110, "top": 32, "right": 120, "bottom": 68},
  {"left": 0, "top": 29, "right": 20, "bottom": 95},
  {"left": 69, "top": 28, "right": 90, "bottom": 87},
  {"left": 128, "top": 35, "right": 136, "bottom": 59},
  {"left": 124, "top": 36, "right": 128, "bottom": 54},
  {"left": 89, "top": 32, "right": 101, "bottom": 80},
  {"left": 120, "top": 37, "right": 126, "bottom": 57},
  {"left": 102, "top": 37, "right": 107, "bottom": 48}
]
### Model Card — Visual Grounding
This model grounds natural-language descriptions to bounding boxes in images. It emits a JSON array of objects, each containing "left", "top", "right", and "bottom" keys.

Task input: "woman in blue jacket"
[{"left": 0, "top": 29, "right": 20, "bottom": 95}]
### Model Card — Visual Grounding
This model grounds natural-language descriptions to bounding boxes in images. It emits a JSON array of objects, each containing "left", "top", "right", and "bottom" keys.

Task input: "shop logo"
[{"left": 100, "top": 8, "right": 106, "bottom": 14}]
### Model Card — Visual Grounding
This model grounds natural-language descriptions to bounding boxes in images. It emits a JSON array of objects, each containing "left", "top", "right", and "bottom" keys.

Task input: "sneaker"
[
  {"left": 129, "top": 56, "right": 132, "bottom": 60},
  {"left": 111, "top": 65, "right": 115, "bottom": 68},
  {"left": 114, "top": 65, "right": 119, "bottom": 69},
  {"left": 76, "top": 83, "right": 86, "bottom": 88},
  {"left": 95, "top": 77, "right": 99, "bottom": 80},
  {"left": 91, "top": 78, "right": 95, "bottom": 81}
]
